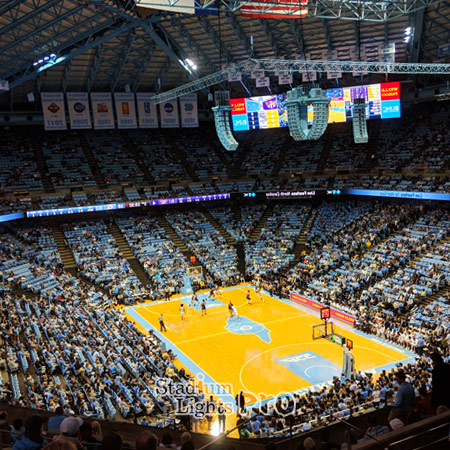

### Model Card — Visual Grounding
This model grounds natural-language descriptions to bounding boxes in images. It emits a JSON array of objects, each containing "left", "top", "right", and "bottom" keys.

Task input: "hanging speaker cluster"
[
  {"left": 212, "top": 91, "right": 238, "bottom": 151},
  {"left": 352, "top": 97, "right": 368, "bottom": 143},
  {"left": 285, "top": 86, "right": 330, "bottom": 141}
]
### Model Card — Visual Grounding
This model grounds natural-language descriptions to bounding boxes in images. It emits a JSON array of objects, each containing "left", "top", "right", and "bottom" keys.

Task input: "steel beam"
[
  {"left": 133, "top": 0, "right": 442, "bottom": 22},
  {"left": 111, "top": 30, "right": 137, "bottom": 91},
  {"left": 410, "top": 8, "right": 425, "bottom": 63},
  {"left": 150, "top": 57, "right": 450, "bottom": 104},
  {"left": 322, "top": 18, "right": 333, "bottom": 51},
  {"left": 7, "top": 20, "right": 140, "bottom": 90},
  {"left": 132, "top": 44, "right": 156, "bottom": 91},
  {"left": 0, "top": 0, "right": 62, "bottom": 38},
  {"left": 259, "top": 19, "right": 280, "bottom": 57},
  {"left": 197, "top": 15, "right": 234, "bottom": 64},
  {"left": 225, "top": 12, "right": 253, "bottom": 58},
  {"left": 290, "top": 21, "right": 306, "bottom": 57}
]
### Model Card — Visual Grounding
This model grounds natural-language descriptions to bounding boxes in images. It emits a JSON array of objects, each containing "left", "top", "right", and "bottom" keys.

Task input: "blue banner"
[{"left": 344, "top": 189, "right": 450, "bottom": 201}]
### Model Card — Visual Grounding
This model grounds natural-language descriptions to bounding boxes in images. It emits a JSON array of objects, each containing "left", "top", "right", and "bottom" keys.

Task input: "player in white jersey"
[
  {"left": 256, "top": 285, "right": 264, "bottom": 303},
  {"left": 180, "top": 303, "right": 186, "bottom": 322},
  {"left": 231, "top": 305, "right": 240, "bottom": 320}
]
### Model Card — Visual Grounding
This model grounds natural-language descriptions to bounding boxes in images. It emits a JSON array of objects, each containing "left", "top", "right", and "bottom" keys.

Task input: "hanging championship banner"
[
  {"left": 136, "top": 93, "right": 158, "bottom": 128},
  {"left": 256, "top": 76, "right": 270, "bottom": 87},
  {"left": 0, "top": 79, "right": 9, "bottom": 91},
  {"left": 327, "top": 71, "right": 342, "bottom": 79},
  {"left": 114, "top": 92, "right": 137, "bottom": 129},
  {"left": 251, "top": 70, "right": 265, "bottom": 78},
  {"left": 302, "top": 72, "right": 317, "bottom": 82},
  {"left": 278, "top": 73, "right": 292, "bottom": 84},
  {"left": 91, "top": 92, "right": 115, "bottom": 129},
  {"left": 378, "top": 43, "right": 396, "bottom": 63},
  {"left": 160, "top": 100, "right": 179, "bottom": 128},
  {"left": 66, "top": 92, "right": 91, "bottom": 129},
  {"left": 179, "top": 93, "right": 199, "bottom": 128},
  {"left": 228, "top": 72, "right": 242, "bottom": 82},
  {"left": 41, "top": 92, "right": 67, "bottom": 130}
]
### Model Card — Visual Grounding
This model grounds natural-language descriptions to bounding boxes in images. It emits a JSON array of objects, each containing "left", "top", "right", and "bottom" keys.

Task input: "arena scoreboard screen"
[{"left": 230, "top": 81, "right": 401, "bottom": 131}]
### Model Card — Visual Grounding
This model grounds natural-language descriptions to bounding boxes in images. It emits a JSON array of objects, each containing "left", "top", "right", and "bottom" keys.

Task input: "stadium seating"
[
  {"left": 165, "top": 210, "right": 239, "bottom": 283},
  {"left": 42, "top": 136, "right": 96, "bottom": 188},
  {"left": 115, "top": 216, "right": 189, "bottom": 298},
  {"left": 246, "top": 204, "right": 310, "bottom": 276},
  {"left": 62, "top": 220, "right": 143, "bottom": 301}
]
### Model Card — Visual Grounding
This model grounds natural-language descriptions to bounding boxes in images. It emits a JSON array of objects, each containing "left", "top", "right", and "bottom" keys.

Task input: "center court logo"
[{"left": 280, "top": 353, "right": 316, "bottom": 363}]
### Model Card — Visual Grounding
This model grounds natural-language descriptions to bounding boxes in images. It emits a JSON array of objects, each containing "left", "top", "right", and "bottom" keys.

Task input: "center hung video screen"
[{"left": 230, "top": 81, "right": 401, "bottom": 131}]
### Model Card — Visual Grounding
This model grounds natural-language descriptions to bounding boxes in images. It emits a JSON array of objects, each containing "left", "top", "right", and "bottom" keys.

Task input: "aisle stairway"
[
  {"left": 30, "top": 136, "right": 54, "bottom": 192},
  {"left": 50, "top": 224, "right": 76, "bottom": 269},
  {"left": 361, "top": 120, "right": 382, "bottom": 171},
  {"left": 398, "top": 235, "right": 450, "bottom": 315},
  {"left": 165, "top": 136, "right": 197, "bottom": 181},
  {"left": 106, "top": 222, "right": 152, "bottom": 286},
  {"left": 120, "top": 131, "right": 155, "bottom": 185},
  {"left": 199, "top": 205, "right": 236, "bottom": 245},
  {"left": 249, "top": 204, "right": 273, "bottom": 240},
  {"left": 315, "top": 123, "right": 342, "bottom": 173},
  {"left": 79, "top": 134, "right": 107, "bottom": 189},
  {"left": 152, "top": 210, "right": 212, "bottom": 279},
  {"left": 292, "top": 209, "right": 317, "bottom": 261}
]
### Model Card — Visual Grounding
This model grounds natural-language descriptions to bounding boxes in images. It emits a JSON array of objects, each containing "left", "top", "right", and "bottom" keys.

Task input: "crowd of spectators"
[
  {"left": 115, "top": 216, "right": 189, "bottom": 299},
  {"left": 85, "top": 133, "right": 143, "bottom": 186},
  {"left": 0, "top": 134, "right": 42, "bottom": 194},
  {"left": 62, "top": 221, "right": 144, "bottom": 301},
  {"left": 208, "top": 205, "right": 266, "bottom": 242},
  {"left": 165, "top": 211, "right": 239, "bottom": 283},
  {"left": 245, "top": 204, "right": 310, "bottom": 276},
  {"left": 41, "top": 136, "right": 96, "bottom": 189}
]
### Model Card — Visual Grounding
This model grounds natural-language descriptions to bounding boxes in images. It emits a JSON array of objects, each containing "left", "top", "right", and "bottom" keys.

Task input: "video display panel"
[{"left": 230, "top": 81, "right": 400, "bottom": 131}]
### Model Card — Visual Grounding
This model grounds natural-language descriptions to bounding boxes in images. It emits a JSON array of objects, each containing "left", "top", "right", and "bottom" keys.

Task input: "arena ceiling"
[{"left": 0, "top": 0, "right": 449, "bottom": 108}]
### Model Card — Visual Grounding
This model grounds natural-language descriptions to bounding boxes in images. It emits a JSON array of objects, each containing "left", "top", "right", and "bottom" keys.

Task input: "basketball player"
[
  {"left": 228, "top": 301, "right": 234, "bottom": 318},
  {"left": 190, "top": 293, "right": 199, "bottom": 308},
  {"left": 201, "top": 299, "right": 207, "bottom": 316},
  {"left": 209, "top": 287, "right": 216, "bottom": 301},
  {"left": 215, "top": 285, "right": 224, "bottom": 300},
  {"left": 256, "top": 285, "right": 264, "bottom": 303},
  {"left": 231, "top": 305, "right": 240, "bottom": 320},
  {"left": 246, "top": 289, "right": 252, "bottom": 305},
  {"left": 180, "top": 303, "right": 186, "bottom": 322},
  {"left": 159, "top": 313, "right": 167, "bottom": 332}
]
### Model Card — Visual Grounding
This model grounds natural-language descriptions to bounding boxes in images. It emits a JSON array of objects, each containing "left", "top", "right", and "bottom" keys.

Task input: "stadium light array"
[
  {"left": 33, "top": 53, "right": 57, "bottom": 67},
  {"left": 404, "top": 26, "right": 412, "bottom": 43}
]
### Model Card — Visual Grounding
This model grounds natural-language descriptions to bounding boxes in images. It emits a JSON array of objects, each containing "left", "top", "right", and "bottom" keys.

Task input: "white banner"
[
  {"left": 378, "top": 43, "right": 396, "bottom": 63},
  {"left": 114, "top": 92, "right": 137, "bottom": 129},
  {"left": 327, "top": 71, "right": 342, "bottom": 79},
  {"left": 251, "top": 70, "right": 265, "bottom": 79},
  {"left": 41, "top": 92, "right": 67, "bottom": 130},
  {"left": 302, "top": 72, "right": 317, "bottom": 82},
  {"left": 136, "top": 92, "right": 158, "bottom": 129},
  {"left": 66, "top": 92, "right": 91, "bottom": 129},
  {"left": 256, "top": 76, "right": 270, "bottom": 88},
  {"left": 179, "top": 93, "right": 198, "bottom": 128},
  {"left": 0, "top": 79, "right": 9, "bottom": 91},
  {"left": 160, "top": 100, "right": 179, "bottom": 128},
  {"left": 278, "top": 73, "right": 292, "bottom": 85},
  {"left": 91, "top": 92, "right": 115, "bottom": 129},
  {"left": 228, "top": 72, "right": 242, "bottom": 82}
]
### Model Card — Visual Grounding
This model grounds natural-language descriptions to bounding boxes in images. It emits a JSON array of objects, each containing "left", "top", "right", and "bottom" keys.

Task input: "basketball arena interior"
[{"left": 1, "top": 1, "right": 450, "bottom": 449}]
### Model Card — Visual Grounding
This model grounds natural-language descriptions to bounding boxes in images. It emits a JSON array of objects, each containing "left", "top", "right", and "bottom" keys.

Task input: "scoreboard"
[{"left": 230, "top": 81, "right": 401, "bottom": 131}]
